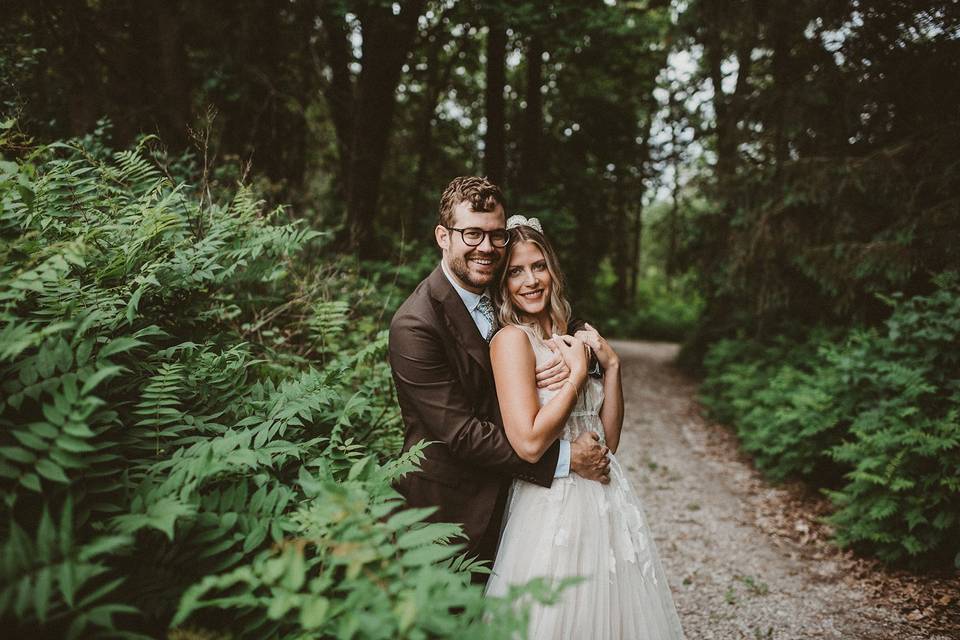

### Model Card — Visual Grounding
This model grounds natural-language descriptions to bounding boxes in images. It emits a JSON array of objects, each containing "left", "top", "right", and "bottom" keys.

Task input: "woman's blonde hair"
[{"left": 493, "top": 224, "right": 571, "bottom": 339}]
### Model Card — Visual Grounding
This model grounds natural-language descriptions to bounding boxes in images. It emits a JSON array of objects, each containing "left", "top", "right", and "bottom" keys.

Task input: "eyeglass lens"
[{"left": 462, "top": 228, "right": 508, "bottom": 247}]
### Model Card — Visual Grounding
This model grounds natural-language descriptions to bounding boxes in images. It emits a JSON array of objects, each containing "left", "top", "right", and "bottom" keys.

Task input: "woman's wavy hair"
[{"left": 493, "top": 224, "right": 571, "bottom": 339}]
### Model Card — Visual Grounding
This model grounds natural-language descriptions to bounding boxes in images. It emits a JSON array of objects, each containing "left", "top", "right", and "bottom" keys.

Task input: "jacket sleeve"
[{"left": 389, "top": 314, "right": 558, "bottom": 487}]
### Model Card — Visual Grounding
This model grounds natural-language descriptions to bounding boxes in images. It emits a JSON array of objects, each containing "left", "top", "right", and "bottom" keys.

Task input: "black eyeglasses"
[{"left": 442, "top": 225, "right": 511, "bottom": 248}]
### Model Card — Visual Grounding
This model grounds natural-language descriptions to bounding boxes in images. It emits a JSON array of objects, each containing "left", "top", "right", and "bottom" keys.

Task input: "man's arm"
[{"left": 389, "top": 317, "right": 559, "bottom": 486}]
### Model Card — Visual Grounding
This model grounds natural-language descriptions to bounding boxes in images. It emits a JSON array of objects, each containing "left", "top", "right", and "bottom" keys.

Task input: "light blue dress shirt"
[{"left": 440, "top": 260, "right": 571, "bottom": 478}]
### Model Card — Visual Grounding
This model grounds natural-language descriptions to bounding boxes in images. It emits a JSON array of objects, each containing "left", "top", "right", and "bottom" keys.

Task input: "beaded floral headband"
[{"left": 505, "top": 214, "right": 544, "bottom": 234}]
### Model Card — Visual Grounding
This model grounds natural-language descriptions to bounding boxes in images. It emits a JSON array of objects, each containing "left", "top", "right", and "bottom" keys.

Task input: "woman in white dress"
[{"left": 484, "top": 215, "right": 686, "bottom": 640}]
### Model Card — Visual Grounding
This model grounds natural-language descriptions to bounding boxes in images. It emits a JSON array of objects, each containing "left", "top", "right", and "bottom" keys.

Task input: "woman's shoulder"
[
  {"left": 490, "top": 325, "right": 537, "bottom": 369},
  {"left": 490, "top": 324, "right": 530, "bottom": 348},
  {"left": 491, "top": 324, "right": 540, "bottom": 356}
]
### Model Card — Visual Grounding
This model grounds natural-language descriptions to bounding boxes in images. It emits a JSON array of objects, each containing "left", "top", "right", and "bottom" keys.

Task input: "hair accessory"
[{"left": 505, "top": 214, "right": 544, "bottom": 234}]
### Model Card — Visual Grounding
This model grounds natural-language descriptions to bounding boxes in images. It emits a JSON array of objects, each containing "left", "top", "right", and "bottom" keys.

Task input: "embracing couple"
[{"left": 389, "top": 177, "right": 685, "bottom": 639}]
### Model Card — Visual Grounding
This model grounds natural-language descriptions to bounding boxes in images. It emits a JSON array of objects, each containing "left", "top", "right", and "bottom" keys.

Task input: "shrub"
[
  {"left": 0, "top": 132, "right": 541, "bottom": 637},
  {"left": 699, "top": 277, "right": 960, "bottom": 567},
  {"left": 826, "top": 277, "right": 960, "bottom": 566}
]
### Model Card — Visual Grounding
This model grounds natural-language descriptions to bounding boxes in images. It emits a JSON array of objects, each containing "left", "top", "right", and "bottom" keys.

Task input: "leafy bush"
[
  {"left": 0, "top": 132, "right": 540, "bottom": 637},
  {"left": 700, "top": 277, "right": 960, "bottom": 567}
]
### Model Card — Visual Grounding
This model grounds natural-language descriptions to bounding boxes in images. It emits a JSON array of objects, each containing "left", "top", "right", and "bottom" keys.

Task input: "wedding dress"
[{"left": 485, "top": 325, "right": 686, "bottom": 639}]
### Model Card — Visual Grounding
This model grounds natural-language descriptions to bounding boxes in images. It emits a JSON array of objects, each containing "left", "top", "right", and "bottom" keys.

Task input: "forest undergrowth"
[
  {"left": 698, "top": 277, "right": 960, "bottom": 571},
  {"left": 0, "top": 126, "right": 563, "bottom": 638}
]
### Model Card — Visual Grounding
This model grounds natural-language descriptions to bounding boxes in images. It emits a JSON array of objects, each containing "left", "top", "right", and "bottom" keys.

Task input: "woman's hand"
[
  {"left": 552, "top": 333, "right": 589, "bottom": 387},
  {"left": 574, "top": 322, "right": 620, "bottom": 370}
]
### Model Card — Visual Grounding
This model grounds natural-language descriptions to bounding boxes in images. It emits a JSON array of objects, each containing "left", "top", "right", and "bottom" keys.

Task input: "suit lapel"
[{"left": 428, "top": 266, "right": 492, "bottom": 376}]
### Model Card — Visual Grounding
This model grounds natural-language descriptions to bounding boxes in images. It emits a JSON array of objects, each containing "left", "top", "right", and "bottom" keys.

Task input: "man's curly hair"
[{"left": 438, "top": 176, "right": 505, "bottom": 227}]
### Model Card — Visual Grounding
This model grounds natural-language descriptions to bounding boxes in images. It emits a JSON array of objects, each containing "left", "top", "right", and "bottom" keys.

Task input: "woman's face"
[{"left": 506, "top": 241, "right": 553, "bottom": 318}]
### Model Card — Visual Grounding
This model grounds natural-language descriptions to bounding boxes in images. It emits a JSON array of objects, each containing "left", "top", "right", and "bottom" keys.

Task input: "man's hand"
[
  {"left": 570, "top": 431, "right": 610, "bottom": 484},
  {"left": 535, "top": 342, "right": 570, "bottom": 390}
]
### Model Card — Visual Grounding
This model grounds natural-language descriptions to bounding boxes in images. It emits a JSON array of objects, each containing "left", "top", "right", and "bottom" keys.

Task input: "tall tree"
[
  {"left": 518, "top": 33, "right": 544, "bottom": 202},
  {"left": 483, "top": 6, "right": 507, "bottom": 185},
  {"left": 320, "top": 1, "right": 428, "bottom": 257}
]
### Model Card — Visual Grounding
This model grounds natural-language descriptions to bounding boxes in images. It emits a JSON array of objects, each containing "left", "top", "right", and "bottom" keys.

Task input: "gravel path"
[{"left": 613, "top": 340, "right": 957, "bottom": 640}]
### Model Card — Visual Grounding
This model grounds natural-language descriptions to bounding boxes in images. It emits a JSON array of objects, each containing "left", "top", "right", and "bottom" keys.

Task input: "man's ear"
[{"left": 435, "top": 225, "right": 449, "bottom": 251}]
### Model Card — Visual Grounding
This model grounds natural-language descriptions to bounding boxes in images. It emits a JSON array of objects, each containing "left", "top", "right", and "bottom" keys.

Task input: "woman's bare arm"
[
  {"left": 574, "top": 323, "right": 624, "bottom": 453},
  {"left": 598, "top": 362, "right": 624, "bottom": 452},
  {"left": 490, "top": 326, "right": 587, "bottom": 463}
]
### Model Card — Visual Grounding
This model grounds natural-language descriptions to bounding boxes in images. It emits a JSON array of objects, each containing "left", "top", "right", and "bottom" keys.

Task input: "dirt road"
[{"left": 614, "top": 340, "right": 957, "bottom": 640}]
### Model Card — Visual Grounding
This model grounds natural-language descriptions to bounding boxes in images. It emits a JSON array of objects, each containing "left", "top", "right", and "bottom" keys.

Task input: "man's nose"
[{"left": 477, "top": 233, "right": 495, "bottom": 252}]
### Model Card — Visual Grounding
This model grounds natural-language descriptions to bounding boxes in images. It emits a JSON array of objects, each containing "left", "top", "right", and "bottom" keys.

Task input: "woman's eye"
[{"left": 534, "top": 262, "right": 547, "bottom": 271}]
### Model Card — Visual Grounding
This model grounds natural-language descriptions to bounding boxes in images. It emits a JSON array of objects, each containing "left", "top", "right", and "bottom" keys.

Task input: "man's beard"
[{"left": 449, "top": 250, "right": 499, "bottom": 290}]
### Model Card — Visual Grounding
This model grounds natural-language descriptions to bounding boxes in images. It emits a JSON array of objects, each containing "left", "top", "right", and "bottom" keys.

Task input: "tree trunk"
[
  {"left": 666, "top": 90, "right": 681, "bottom": 285},
  {"left": 345, "top": 1, "right": 427, "bottom": 257},
  {"left": 319, "top": 1, "right": 426, "bottom": 256},
  {"left": 770, "top": 3, "right": 791, "bottom": 185},
  {"left": 627, "top": 118, "right": 652, "bottom": 304},
  {"left": 702, "top": 0, "right": 762, "bottom": 189},
  {"left": 407, "top": 29, "right": 463, "bottom": 237},
  {"left": 483, "top": 10, "right": 507, "bottom": 186},
  {"left": 319, "top": 7, "right": 356, "bottom": 196},
  {"left": 519, "top": 34, "right": 543, "bottom": 203},
  {"left": 62, "top": 2, "right": 99, "bottom": 137},
  {"left": 155, "top": 0, "right": 189, "bottom": 148},
  {"left": 628, "top": 200, "right": 644, "bottom": 306},
  {"left": 612, "top": 168, "right": 630, "bottom": 303}
]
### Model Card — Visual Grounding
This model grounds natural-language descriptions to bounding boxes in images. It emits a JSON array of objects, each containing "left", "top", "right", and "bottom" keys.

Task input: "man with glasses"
[{"left": 388, "top": 176, "right": 611, "bottom": 580}]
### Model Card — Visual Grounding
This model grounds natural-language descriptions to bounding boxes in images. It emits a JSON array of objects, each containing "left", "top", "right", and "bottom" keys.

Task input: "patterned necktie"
[{"left": 476, "top": 295, "right": 497, "bottom": 342}]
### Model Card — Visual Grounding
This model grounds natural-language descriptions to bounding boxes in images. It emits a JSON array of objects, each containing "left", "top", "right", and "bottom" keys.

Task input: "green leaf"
[
  {"left": 299, "top": 596, "right": 330, "bottom": 630},
  {"left": 20, "top": 473, "right": 41, "bottom": 492},
  {"left": 282, "top": 548, "right": 306, "bottom": 592},
  {"left": 12, "top": 429, "right": 46, "bottom": 450},
  {"left": 397, "top": 523, "right": 461, "bottom": 549},
  {"left": 59, "top": 561, "right": 76, "bottom": 607},
  {"left": 126, "top": 287, "right": 146, "bottom": 325},
  {"left": 34, "top": 567, "right": 53, "bottom": 623},
  {"left": 385, "top": 507, "right": 436, "bottom": 532},
  {"left": 36, "top": 458, "right": 70, "bottom": 483},
  {"left": 113, "top": 497, "right": 196, "bottom": 540},
  {"left": 37, "top": 507, "right": 55, "bottom": 563},
  {"left": 0, "top": 446, "right": 36, "bottom": 464},
  {"left": 98, "top": 337, "right": 145, "bottom": 359},
  {"left": 78, "top": 536, "right": 132, "bottom": 562},
  {"left": 398, "top": 543, "right": 460, "bottom": 567},
  {"left": 60, "top": 495, "right": 75, "bottom": 555},
  {"left": 80, "top": 365, "right": 124, "bottom": 395}
]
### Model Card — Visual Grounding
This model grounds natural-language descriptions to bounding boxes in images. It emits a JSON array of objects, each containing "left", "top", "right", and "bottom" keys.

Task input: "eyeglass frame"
[{"left": 441, "top": 225, "right": 511, "bottom": 248}]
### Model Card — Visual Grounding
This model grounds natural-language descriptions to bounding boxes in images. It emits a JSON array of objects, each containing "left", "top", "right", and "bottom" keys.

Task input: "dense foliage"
[
  {"left": 3, "top": 0, "right": 956, "bottom": 586},
  {"left": 0, "top": 130, "right": 547, "bottom": 638},
  {"left": 1, "top": 0, "right": 685, "bottom": 336},
  {"left": 700, "top": 275, "right": 960, "bottom": 568},
  {"left": 672, "top": 0, "right": 960, "bottom": 359}
]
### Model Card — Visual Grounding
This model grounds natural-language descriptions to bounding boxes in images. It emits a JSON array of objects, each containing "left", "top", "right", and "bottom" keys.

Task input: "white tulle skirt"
[{"left": 485, "top": 453, "right": 686, "bottom": 640}]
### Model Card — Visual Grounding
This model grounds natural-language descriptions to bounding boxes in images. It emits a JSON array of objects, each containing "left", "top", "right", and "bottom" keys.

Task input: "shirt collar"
[{"left": 440, "top": 259, "right": 488, "bottom": 311}]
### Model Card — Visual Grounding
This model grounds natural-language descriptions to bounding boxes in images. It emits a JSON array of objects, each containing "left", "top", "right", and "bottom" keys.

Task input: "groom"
[{"left": 388, "top": 176, "right": 611, "bottom": 572}]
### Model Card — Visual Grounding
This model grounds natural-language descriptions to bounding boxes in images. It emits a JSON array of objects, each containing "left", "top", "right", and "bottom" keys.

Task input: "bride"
[{"left": 484, "top": 215, "right": 686, "bottom": 639}]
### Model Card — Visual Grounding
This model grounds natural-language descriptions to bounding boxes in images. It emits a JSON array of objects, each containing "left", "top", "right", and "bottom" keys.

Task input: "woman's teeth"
[{"left": 520, "top": 289, "right": 543, "bottom": 299}]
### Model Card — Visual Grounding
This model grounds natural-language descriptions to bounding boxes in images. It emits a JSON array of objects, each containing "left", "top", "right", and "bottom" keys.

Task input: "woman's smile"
[{"left": 506, "top": 241, "right": 553, "bottom": 322}]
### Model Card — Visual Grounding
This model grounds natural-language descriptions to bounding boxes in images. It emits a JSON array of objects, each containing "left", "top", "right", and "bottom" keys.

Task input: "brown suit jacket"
[{"left": 388, "top": 265, "right": 560, "bottom": 554}]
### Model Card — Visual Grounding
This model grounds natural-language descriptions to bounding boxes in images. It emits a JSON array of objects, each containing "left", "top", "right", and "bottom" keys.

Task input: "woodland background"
[{"left": 1, "top": 0, "right": 958, "bottom": 637}]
